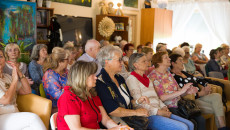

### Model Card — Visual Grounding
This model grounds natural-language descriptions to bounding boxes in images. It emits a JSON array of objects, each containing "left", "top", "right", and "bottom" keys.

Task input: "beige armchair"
[
  {"left": 16, "top": 94, "right": 52, "bottom": 129},
  {"left": 183, "top": 80, "right": 228, "bottom": 130},
  {"left": 205, "top": 77, "right": 230, "bottom": 127}
]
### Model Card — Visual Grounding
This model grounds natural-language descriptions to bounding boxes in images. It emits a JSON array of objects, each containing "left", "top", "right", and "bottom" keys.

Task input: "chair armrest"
[
  {"left": 16, "top": 94, "right": 52, "bottom": 129},
  {"left": 210, "top": 84, "right": 222, "bottom": 95},
  {"left": 205, "top": 77, "right": 230, "bottom": 100}
]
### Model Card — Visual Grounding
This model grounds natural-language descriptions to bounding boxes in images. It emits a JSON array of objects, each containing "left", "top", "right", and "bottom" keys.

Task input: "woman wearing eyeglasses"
[
  {"left": 57, "top": 61, "right": 132, "bottom": 130},
  {"left": 42, "top": 47, "right": 69, "bottom": 113},
  {"left": 96, "top": 45, "right": 150, "bottom": 127}
]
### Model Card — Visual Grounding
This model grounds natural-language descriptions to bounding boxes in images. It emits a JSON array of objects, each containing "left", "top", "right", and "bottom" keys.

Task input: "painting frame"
[
  {"left": 0, "top": 0, "right": 36, "bottom": 50},
  {"left": 123, "top": 0, "right": 139, "bottom": 11},
  {"left": 51, "top": 0, "right": 92, "bottom": 7}
]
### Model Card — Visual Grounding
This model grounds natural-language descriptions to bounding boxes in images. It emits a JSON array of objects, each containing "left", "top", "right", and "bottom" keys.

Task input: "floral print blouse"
[
  {"left": 148, "top": 69, "right": 181, "bottom": 108},
  {"left": 42, "top": 69, "right": 68, "bottom": 108}
]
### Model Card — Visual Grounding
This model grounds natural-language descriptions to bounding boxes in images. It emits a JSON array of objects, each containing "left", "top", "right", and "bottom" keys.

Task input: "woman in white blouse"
[
  {"left": 126, "top": 53, "right": 194, "bottom": 130},
  {"left": 0, "top": 49, "right": 46, "bottom": 130}
]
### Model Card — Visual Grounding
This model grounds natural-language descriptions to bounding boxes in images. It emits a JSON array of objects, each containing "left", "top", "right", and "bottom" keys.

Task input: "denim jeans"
[{"left": 148, "top": 114, "right": 194, "bottom": 130}]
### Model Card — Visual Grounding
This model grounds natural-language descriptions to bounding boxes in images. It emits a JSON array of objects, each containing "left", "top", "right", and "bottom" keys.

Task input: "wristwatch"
[{"left": 19, "top": 74, "right": 26, "bottom": 80}]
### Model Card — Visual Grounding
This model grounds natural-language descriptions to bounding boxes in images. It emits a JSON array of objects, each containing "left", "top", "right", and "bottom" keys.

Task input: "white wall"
[{"left": 50, "top": 0, "right": 146, "bottom": 46}]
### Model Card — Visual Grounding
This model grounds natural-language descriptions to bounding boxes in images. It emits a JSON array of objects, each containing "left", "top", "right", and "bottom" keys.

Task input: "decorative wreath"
[{"left": 98, "top": 17, "right": 115, "bottom": 38}]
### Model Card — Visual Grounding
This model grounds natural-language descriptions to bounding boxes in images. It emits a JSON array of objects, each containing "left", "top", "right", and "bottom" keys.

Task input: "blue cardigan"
[
  {"left": 206, "top": 59, "right": 227, "bottom": 77},
  {"left": 96, "top": 68, "right": 133, "bottom": 114}
]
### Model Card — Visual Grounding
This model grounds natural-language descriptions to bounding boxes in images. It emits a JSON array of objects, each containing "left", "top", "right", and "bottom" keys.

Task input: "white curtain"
[
  {"left": 166, "top": 2, "right": 197, "bottom": 49},
  {"left": 165, "top": 1, "right": 230, "bottom": 56},
  {"left": 198, "top": 1, "right": 230, "bottom": 44}
]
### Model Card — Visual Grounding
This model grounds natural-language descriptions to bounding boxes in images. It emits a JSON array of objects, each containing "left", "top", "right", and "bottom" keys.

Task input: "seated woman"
[
  {"left": 42, "top": 47, "right": 69, "bottom": 113},
  {"left": 0, "top": 49, "right": 46, "bottom": 130},
  {"left": 148, "top": 52, "right": 206, "bottom": 130},
  {"left": 170, "top": 53, "right": 227, "bottom": 129},
  {"left": 57, "top": 61, "right": 132, "bottom": 130},
  {"left": 96, "top": 45, "right": 149, "bottom": 127},
  {"left": 4, "top": 43, "right": 33, "bottom": 84},
  {"left": 182, "top": 46, "right": 203, "bottom": 77},
  {"left": 206, "top": 49, "right": 228, "bottom": 78},
  {"left": 63, "top": 45, "right": 77, "bottom": 70},
  {"left": 122, "top": 43, "right": 134, "bottom": 70},
  {"left": 28, "top": 44, "right": 48, "bottom": 95},
  {"left": 126, "top": 53, "right": 194, "bottom": 130},
  {"left": 192, "top": 43, "right": 209, "bottom": 64},
  {"left": 142, "top": 47, "right": 155, "bottom": 75}
]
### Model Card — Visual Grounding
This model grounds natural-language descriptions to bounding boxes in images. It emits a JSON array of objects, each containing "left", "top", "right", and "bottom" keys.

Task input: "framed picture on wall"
[{"left": 123, "top": 0, "right": 139, "bottom": 10}]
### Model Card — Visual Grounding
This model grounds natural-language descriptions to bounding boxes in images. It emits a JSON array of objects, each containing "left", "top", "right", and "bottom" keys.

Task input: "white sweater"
[{"left": 126, "top": 75, "right": 166, "bottom": 115}]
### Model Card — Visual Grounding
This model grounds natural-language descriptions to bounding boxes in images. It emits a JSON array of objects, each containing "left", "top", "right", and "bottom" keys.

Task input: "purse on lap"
[
  {"left": 177, "top": 98, "right": 201, "bottom": 119},
  {"left": 121, "top": 116, "right": 149, "bottom": 130}
]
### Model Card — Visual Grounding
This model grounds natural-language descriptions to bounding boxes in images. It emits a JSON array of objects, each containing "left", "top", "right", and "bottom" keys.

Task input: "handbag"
[
  {"left": 177, "top": 98, "right": 201, "bottom": 119},
  {"left": 121, "top": 116, "right": 149, "bottom": 130}
]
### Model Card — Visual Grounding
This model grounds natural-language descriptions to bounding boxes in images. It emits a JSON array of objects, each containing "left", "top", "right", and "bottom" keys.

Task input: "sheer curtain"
[
  {"left": 198, "top": 1, "right": 230, "bottom": 44},
  {"left": 165, "top": 1, "right": 230, "bottom": 54}
]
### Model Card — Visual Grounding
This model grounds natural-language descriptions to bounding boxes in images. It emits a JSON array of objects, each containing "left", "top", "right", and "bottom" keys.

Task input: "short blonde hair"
[
  {"left": 67, "top": 61, "right": 98, "bottom": 101},
  {"left": 4, "top": 43, "right": 20, "bottom": 60},
  {"left": 194, "top": 43, "right": 202, "bottom": 52},
  {"left": 43, "top": 47, "right": 69, "bottom": 71}
]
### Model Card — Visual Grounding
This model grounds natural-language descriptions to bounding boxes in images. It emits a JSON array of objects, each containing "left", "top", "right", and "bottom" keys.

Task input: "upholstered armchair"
[
  {"left": 205, "top": 77, "right": 230, "bottom": 127},
  {"left": 16, "top": 94, "right": 52, "bottom": 129}
]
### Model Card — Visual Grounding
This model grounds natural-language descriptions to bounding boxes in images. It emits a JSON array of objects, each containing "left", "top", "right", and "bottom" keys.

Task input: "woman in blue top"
[
  {"left": 28, "top": 44, "right": 48, "bottom": 95},
  {"left": 42, "top": 47, "right": 69, "bottom": 113},
  {"left": 96, "top": 45, "right": 150, "bottom": 128}
]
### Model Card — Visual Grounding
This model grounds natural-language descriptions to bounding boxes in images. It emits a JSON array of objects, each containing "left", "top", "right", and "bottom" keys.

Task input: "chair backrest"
[
  {"left": 39, "top": 83, "right": 46, "bottom": 98},
  {"left": 208, "top": 71, "right": 224, "bottom": 79},
  {"left": 50, "top": 112, "right": 58, "bottom": 130},
  {"left": 198, "top": 64, "right": 207, "bottom": 77}
]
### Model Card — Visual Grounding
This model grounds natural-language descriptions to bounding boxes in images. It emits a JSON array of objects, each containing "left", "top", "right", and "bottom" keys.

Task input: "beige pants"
[{"left": 195, "top": 93, "right": 224, "bottom": 127}]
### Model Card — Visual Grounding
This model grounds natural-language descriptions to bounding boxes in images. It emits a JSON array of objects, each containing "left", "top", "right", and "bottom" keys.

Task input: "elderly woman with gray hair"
[
  {"left": 96, "top": 45, "right": 150, "bottom": 128},
  {"left": 126, "top": 53, "right": 194, "bottom": 130},
  {"left": 28, "top": 44, "right": 48, "bottom": 95}
]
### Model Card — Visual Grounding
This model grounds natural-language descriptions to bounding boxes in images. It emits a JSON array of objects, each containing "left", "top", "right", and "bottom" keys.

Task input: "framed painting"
[
  {"left": 0, "top": 1, "right": 36, "bottom": 50},
  {"left": 123, "top": 0, "right": 139, "bottom": 10},
  {"left": 52, "top": 0, "right": 91, "bottom": 7}
]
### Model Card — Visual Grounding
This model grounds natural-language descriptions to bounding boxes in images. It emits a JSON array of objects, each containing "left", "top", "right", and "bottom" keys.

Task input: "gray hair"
[
  {"left": 85, "top": 39, "right": 100, "bottom": 52},
  {"left": 30, "top": 44, "right": 47, "bottom": 61},
  {"left": 96, "top": 45, "right": 122, "bottom": 67},
  {"left": 172, "top": 47, "right": 185, "bottom": 57},
  {"left": 182, "top": 46, "right": 190, "bottom": 52},
  {"left": 128, "top": 53, "right": 145, "bottom": 72}
]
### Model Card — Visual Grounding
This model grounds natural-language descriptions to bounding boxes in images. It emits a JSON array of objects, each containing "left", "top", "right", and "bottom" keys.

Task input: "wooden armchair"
[{"left": 16, "top": 94, "right": 52, "bottom": 129}]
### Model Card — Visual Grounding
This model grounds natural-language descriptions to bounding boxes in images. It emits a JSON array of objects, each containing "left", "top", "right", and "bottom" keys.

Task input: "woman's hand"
[
  {"left": 108, "top": 125, "right": 134, "bottom": 130},
  {"left": 7, "top": 61, "right": 22, "bottom": 75},
  {"left": 135, "top": 108, "right": 149, "bottom": 117},
  {"left": 12, "top": 65, "right": 18, "bottom": 83},
  {"left": 157, "top": 109, "right": 171, "bottom": 118},
  {"left": 204, "top": 84, "right": 212, "bottom": 94},
  {"left": 138, "top": 96, "right": 150, "bottom": 104},
  {"left": 161, "top": 106, "right": 170, "bottom": 112},
  {"left": 181, "top": 83, "right": 193, "bottom": 93},
  {"left": 26, "top": 77, "right": 34, "bottom": 85},
  {"left": 186, "top": 86, "right": 198, "bottom": 95}
]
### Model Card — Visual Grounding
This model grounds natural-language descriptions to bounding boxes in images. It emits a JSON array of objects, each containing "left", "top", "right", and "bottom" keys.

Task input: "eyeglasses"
[{"left": 108, "top": 57, "right": 123, "bottom": 63}]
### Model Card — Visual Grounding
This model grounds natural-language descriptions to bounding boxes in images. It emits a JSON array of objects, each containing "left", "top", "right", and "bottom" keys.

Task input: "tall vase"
[{"left": 37, "top": 0, "right": 43, "bottom": 7}]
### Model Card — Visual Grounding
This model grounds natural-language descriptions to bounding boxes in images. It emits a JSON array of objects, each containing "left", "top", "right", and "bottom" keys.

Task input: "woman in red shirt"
[{"left": 57, "top": 61, "right": 132, "bottom": 130}]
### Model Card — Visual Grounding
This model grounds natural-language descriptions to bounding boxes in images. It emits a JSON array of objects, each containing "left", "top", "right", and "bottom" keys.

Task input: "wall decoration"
[
  {"left": 98, "top": 17, "right": 115, "bottom": 39},
  {"left": 51, "top": 0, "right": 91, "bottom": 7},
  {"left": 124, "top": 0, "right": 139, "bottom": 9},
  {"left": 0, "top": 1, "right": 36, "bottom": 50}
]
